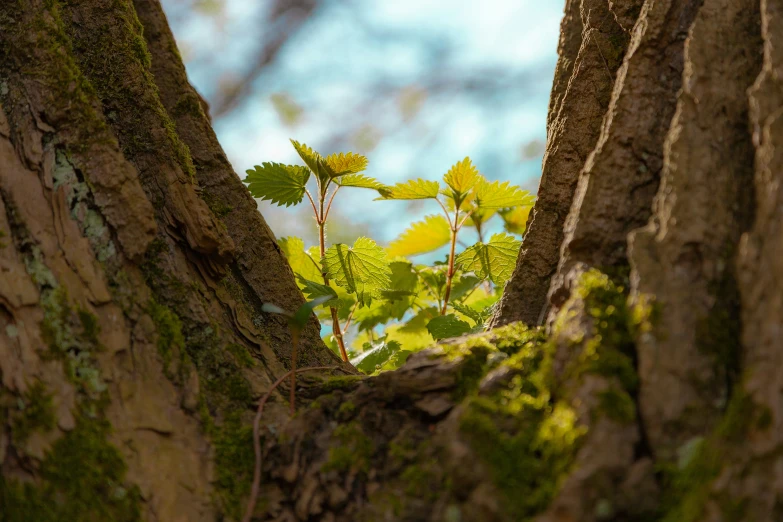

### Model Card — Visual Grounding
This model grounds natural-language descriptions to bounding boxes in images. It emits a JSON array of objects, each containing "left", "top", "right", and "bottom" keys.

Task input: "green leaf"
[
  {"left": 290, "top": 139, "right": 331, "bottom": 185},
  {"left": 450, "top": 302, "right": 484, "bottom": 325},
  {"left": 244, "top": 163, "right": 310, "bottom": 207},
  {"left": 351, "top": 340, "right": 402, "bottom": 374},
  {"left": 455, "top": 233, "right": 521, "bottom": 285},
  {"left": 323, "top": 237, "right": 391, "bottom": 305},
  {"left": 442, "top": 157, "right": 480, "bottom": 196},
  {"left": 324, "top": 152, "right": 368, "bottom": 177},
  {"left": 278, "top": 237, "right": 322, "bottom": 282},
  {"left": 334, "top": 174, "right": 386, "bottom": 190},
  {"left": 376, "top": 179, "right": 440, "bottom": 200},
  {"left": 450, "top": 273, "right": 481, "bottom": 301},
  {"left": 385, "top": 322, "right": 433, "bottom": 352},
  {"left": 377, "top": 349, "right": 412, "bottom": 372},
  {"left": 427, "top": 314, "right": 472, "bottom": 340},
  {"left": 290, "top": 295, "right": 333, "bottom": 330},
  {"left": 296, "top": 276, "right": 338, "bottom": 305},
  {"left": 290, "top": 139, "right": 322, "bottom": 173},
  {"left": 500, "top": 204, "right": 534, "bottom": 235},
  {"left": 352, "top": 300, "right": 399, "bottom": 330},
  {"left": 388, "top": 215, "right": 451, "bottom": 258},
  {"left": 474, "top": 180, "right": 533, "bottom": 209}
]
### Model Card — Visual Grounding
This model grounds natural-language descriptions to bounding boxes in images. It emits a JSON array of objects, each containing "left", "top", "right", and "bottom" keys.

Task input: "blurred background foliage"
[{"left": 163, "top": 0, "right": 563, "bottom": 250}]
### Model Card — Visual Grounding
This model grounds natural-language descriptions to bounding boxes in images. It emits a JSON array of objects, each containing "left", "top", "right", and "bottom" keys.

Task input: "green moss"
[
  {"left": 77, "top": 308, "right": 99, "bottom": 344},
  {"left": 211, "top": 412, "right": 255, "bottom": 521},
  {"left": 660, "top": 390, "right": 759, "bottom": 522},
  {"left": 201, "top": 190, "right": 234, "bottom": 219},
  {"left": 319, "top": 375, "right": 365, "bottom": 393},
  {"left": 147, "top": 298, "right": 186, "bottom": 377},
  {"left": 322, "top": 422, "right": 374, "bottom": 473},
  {"left": 596, "top": 388, "right": 636, "bottom": 424},
  {"left": 0, "top": 415, "right": 142, "bottom": 522},
  {"left": 226, "top": 342, "right": 254, "bottom": 368},
  {"left": 173, "top": 92, "right": 205, "bottom": 119},
  {"left": 11, "top": 381, "right": 56, "bottom": 443},
  {"left": 460, "top": 397, "right": 585, "bottom": 520},
  {"left": 560, "top": 269, "right": 640, "bottom": 396},
  {"left": 442, "top": 323, "right": 547, "bottom": 401},
  {"left": 337, "top": 400, "right": 356, "bottom": 417}
]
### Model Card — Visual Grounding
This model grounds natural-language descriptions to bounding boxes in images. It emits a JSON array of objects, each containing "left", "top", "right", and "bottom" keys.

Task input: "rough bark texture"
[
  {"left": 3, "top": 0, "right": 783, "bottom": 521},
  {"left": 0, "top": 2, "right": 346, "bottom": 521}
]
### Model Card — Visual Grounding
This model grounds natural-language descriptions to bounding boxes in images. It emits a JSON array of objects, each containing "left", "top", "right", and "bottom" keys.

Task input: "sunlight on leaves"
[
  {"left": 244, "top": 163, "right": 310, "bottom": 207},
  {"left": 456, "top": 233, "right": 521, "bottom": 285},
  {"left": 377, "top": 178, "right": 440, "bottom": 200},
  {"left": 323, "top": 237, "right": 391, "bottom": 305},
  {"left": 388, "top": 215, "right": 451, "bottom": 257}
]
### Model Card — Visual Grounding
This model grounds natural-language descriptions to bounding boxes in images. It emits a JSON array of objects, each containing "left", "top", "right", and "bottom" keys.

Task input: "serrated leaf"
[
  {"left": 244, "top": 163, "right": 310, "bottom": 207},
  {"left": 474, "top": 180, "right": 532, "bottom": 209},
  {"left": 450, "top": 302, "right": 484, "bottom": 325},
  {"left": 443, "top": 157, "right": 480, "bottom": 196},
  {"left": 427, "top": 314, "right": 472, "bottom": 340},
  {"left": 334, "top": 174, "right": 386, "bottom": 190},
  {"left": 290, "top": 139, "right": 322, "bottom": 173},
  {"left": 323, "top": 237, "right": 391, "bottom": 305},
  {"left": 324, "top": 152, "right": 368, "bottom": 177},
  {"left": 415, "top": 265, "right": 447, "bottom": 300},
  {"left": 500, "top": 204, "right": 534, "bottom": 235},
  {"left": 377, "top": 179, "right": 440, "bottom": 200},
  {"left": 455, "top": 233, "right": 521, "bottom": 285},
  {"left": 351, "top": 340, "right": 402, "bottom": 374},
  {"left": 278, "top": 237, "right": 322, "bottom": 282},
  {"left": 290, "top": 139, "right": 331, "bottom": 185},
  {"left": 296, "top": 276, "right": 338, "bottom": 305},
  {"left": 377, "top": 349, "right": 412, "bottom": 372},
  {"left": 388, "top": 215, "right": 451, "bottom": 258}
]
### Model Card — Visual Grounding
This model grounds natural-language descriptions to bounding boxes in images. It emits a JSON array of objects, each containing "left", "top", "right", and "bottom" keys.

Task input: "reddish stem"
[{"left": 242, "top": 365, "right": 339, "bottom": 522}]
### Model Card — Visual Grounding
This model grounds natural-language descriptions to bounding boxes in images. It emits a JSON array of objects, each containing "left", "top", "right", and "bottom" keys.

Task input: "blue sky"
[{"left": 165, "top": 0, "right": 565, "bottom": 249}]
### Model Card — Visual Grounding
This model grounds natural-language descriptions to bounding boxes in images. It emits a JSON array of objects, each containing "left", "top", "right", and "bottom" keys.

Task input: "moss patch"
[
  {"left": 322, "top": 422, "right": 374, "bottom": 473},
  {"left": 10, "top": 381, "right": 56, "bottom": 443},
  {"left": 457, "top": 333, "right": 585, "bottom": 520},
  {"left": 0, "top": 415, "right": 142, "bottom": 522}
]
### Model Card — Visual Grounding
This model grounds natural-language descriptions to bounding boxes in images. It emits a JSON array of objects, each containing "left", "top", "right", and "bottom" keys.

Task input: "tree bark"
[{"left": 2, "top": 1, "right": 783, "bottom": 521}]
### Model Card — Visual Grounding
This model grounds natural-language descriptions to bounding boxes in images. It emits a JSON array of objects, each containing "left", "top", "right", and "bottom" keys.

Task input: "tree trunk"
[{"left": 2, "top": 1, "right": 782, "bottom": 522}]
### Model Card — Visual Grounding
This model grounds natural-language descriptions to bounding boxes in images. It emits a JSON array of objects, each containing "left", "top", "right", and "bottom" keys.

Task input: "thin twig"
[
  {"left": 305, "top": 189, "right": 320, "bottom": 221},
  {"left": 435, "top": 198, "right": 454, "bottom": 228},
  {"left": 343, "top": 300, "right": 359, "bottom": 332},
  {"left": 242, "top": 365, "right": 339, "bottom": 522},
  {"left": 323, "top": 185, "right": 341, "bottom": 222}
]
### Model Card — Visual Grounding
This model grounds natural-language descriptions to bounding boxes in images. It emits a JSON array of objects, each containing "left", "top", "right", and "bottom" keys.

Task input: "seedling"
[{"left": 243, "top": 141, "right": 534, "bottom": 371}]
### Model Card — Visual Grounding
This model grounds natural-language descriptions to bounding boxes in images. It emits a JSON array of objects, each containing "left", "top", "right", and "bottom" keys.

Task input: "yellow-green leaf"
[
  {"left": 290, "top": 139, "right": 331, "bottom": 185},
  {"left": 455, "top": 233, "right": 521, "bottom": 285},
  {"left": 474, "top": 180, "right": 533, "bottom": 209},
  {"left": 323, "top": 237, "right": 391, "bottom": 305},
  {"left": 443, "top": 157, "right": 481, "bottom": 196},
  {"left": 290, "top": 139, "right": 322, "bottom": 174},
  {"left": 278, "top": 236, "right": 322, "bottom": 282},
  {"left": 324, "top": 152, "right": 368, "bottom": 177},
  {"left": 334, "top": 174, "right": 386, "bottom": 190},
  {"left": 244, "top": 163, "right": 310, "bottom": 207},
  {"left": 388, "top": 215, "right": 451, "bottom": 258},
  {"left": 427, "top": 314, "right": 471, "bottom": 340},
  {"left": 500, "top": 204, "right": 534, "bottom": 235},
  {"left": 377, "top": 179, "right": 440, "bottom": 200}
]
